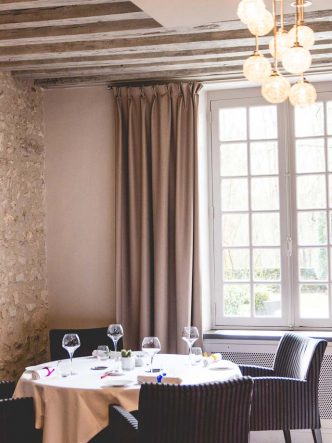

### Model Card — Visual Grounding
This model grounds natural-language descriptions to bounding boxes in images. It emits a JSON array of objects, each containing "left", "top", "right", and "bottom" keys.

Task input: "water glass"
[
  {"left": 57, "top": 360, "right": 71, "bottom": 377},
  {"left": 97, "top": 345, "right": 109, "bottom": 361},
  {"left": 189, "top": 347, "right": 203, "bottom": 366}
]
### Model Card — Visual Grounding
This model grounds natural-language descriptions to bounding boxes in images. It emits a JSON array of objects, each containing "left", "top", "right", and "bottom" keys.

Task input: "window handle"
[{"left": 287, "top": 237, "right": 292, "bottom": 257}]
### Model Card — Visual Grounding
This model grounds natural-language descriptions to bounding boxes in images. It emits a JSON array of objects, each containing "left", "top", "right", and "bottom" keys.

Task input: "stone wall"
[{"left": 0, "top": 73, "right": 48, "bottom": 379}]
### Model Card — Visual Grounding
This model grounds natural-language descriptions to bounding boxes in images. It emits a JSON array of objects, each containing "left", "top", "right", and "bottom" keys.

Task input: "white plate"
[
  {"left": 208, "top": 361, "right": 234, "bottom": 370},
  {"left": 102, "top": 379, "right": 133, "bottom": 387}
]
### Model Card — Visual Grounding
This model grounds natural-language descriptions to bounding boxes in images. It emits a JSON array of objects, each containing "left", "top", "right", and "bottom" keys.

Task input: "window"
[{"left": 209, "top": 88, "right": 332, "bottom": 328}]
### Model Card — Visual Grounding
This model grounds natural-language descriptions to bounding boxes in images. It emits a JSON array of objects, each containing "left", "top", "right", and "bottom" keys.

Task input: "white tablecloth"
[{"left": 14, "top": 354, "right": 241, "bottom": 443}]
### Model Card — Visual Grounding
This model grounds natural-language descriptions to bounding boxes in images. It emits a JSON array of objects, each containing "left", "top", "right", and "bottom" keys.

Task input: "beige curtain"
[{"left": 111, "top": 82, "right": 203, "bottom": 353}]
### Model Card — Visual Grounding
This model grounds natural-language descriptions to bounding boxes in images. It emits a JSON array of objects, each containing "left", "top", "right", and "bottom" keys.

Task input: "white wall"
[{"left": 44, "top": 86, "right": 116, "bottom": 328}]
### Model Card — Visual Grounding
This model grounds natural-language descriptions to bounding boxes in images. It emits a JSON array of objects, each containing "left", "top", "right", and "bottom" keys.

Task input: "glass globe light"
[
  {"left": 269, "top": 30, "right": 290, "bottom": 60},
  {"left": 243, "top": 51, "right": 272, "bottom": 83},
  {"left": 248, "top": 9, "right": 274, "bottom": 36},
  {"left": 282, "top": 44, "right": 312, "bottom": 75},
  {"left": 289, "top": 78, "right": 317, "bottom": 107},
  {"left": 237, "top": 0, "right": 266, "bottom": 25},
  {"left": 262, "top": 71, "right": 291, "bottom": 104},
  {"left": 288, "top": 25, "right": 315, "bottom": 50}
]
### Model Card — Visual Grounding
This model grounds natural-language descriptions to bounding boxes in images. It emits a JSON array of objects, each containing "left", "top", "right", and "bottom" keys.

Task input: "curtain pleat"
[{"left": 111, "top": 82, "right": 203, "bottom": 353}]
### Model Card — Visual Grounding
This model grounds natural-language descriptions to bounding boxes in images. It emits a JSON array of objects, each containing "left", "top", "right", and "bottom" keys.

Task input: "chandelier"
[{"left": 238, "top": 0, "right": 317, "bottom": 107}]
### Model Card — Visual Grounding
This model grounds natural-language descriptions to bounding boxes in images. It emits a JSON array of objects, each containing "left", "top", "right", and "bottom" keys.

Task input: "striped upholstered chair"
[
  {"left": 239, "top": 333, "right": 327, "bottom": 443},
  {"left": 109, "top": 377, "right": 254, "bottom": 443},
  {"left": 0, "top": 380, "right": 42, "bottom": 443}
]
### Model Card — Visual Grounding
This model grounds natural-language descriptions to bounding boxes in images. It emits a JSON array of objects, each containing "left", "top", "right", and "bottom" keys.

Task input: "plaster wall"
[{"left": 44, "top": 86, "right": 116, "bottom": 330}]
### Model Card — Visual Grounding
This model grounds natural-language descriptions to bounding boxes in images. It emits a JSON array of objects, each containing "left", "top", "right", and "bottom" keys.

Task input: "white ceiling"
[{"left": 131, "top": 0, "right": 330, "bottom": 28}]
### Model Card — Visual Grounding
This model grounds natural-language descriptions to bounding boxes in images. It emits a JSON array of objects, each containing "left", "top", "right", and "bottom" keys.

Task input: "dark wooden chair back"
[{"left": 49, "top": 327, "right": 123, "bottom": 360}]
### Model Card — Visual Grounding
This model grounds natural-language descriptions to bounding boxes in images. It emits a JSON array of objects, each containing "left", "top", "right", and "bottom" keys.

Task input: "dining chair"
[
  {"left": 0, "top": 380, "right": 42, "bottom": 443},
  {"left": 239, "top": 332, "right": 327, "bottom": 443},
  {"left": 49, "top": 327, "right": 123, "bottom": 360},
  {"left": 109, "top": 377, "right": 254, "bottom": 443}
]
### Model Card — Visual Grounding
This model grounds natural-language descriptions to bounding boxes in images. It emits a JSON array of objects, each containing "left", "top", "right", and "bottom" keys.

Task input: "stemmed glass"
[
  {"left": 62, "top": 333, "right": 80, "bottom": 375},
  {"left": 142, "top": 336, "right": 161, "bottom": 373},
  {"left": 107, "top": 324, "right": 124, "bottom": 352},
  {"left": 182, "top": 326, "right": 199, "bottom": 356}
]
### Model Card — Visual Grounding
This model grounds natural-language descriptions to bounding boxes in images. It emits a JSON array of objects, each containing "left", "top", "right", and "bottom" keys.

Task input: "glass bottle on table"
[
  {"left": 142, "top": 336, "right": 161, "bottom": 373},
  {"left": 107, "top": 324, "right": 124, "bottom": 352},
  {"left": 62, "top": 333, "right": 80, "bottom": 375},
  {"left": 182, "top": 326, "right": 199, "bottom": 356}
]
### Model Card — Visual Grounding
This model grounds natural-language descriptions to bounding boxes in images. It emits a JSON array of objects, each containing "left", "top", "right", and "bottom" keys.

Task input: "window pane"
[
  {"left": 222, "top": 214, "right": 249, "bottom": 246},
  {"left": 254, "top": 284, "right": 281, "bottom": 317},
  {"left": 221, "top": 178, "right": 248, "bottom": 211},
  {"left": 328, "top": 138, "right": 332, "bottom": 171},
  {"left": 295, "top": 102, "right": 324, "bottom": 137},
  {"left": 296, "top": 138, "right": 325, "bottom": 173},
  {"left": 251, "top": 177, "right": 279, "bottom": 210},
  {"left": 223, "top": 284, "right": 250, "bottom": 317},
  {"left": 220, "top": 143, "right": 247, "bottom": 176},
  {"left": 223, "top": 249, "right": 250, "bottom": 281},
  {"left": 329, "top": 175, "right": 332, "bottom": 208},
  {"left": 249, "top": 106, "right": 277, "bottom": 140},
  {"left": 219, "top": 108, "right": 246, "bottom": 141},
  {"left": 327, "top": 101, "right": 332, "bottom": 136},
  {"left": 252, "top": 213, "right": 280, "bottom": 246},
  {"left": 299, "top": 284, "right": 329, "bottom": 318},
  {"left": 250, "top": 141, "right": 278, "bottom": 175},
  {"left": 297, "top": 175, "right": 326, "bottom": 209},
  {"left": 298, "top": 211, "right": 327, "bottom": 245},
  {"left": 253, "top": 248, "right": 281, "bottom": 281},
  {"left": 299, "top": 248, "right": 328, "bottom": 281}
]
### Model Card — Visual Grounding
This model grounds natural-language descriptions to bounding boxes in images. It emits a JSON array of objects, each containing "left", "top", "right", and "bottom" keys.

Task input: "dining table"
[{"left": 14, "top": 353, "right": 242, "bottom": 443}]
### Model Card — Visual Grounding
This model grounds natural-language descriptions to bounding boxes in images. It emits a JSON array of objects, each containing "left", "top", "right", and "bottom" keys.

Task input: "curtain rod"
[{"left": 107, "top": 79, "right": 196, "bottom": 89}]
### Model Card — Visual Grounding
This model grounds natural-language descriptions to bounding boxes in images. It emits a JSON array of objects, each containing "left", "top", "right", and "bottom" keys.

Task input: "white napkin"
[
  {"left": 25, "top": 366, "right": 56, "bottom": 380},
  {"left": 137, "top": 375, "right": 182, "bottom": 385},
  {"left": 202, "top": 353, "right": 223, "bottom": 367}
]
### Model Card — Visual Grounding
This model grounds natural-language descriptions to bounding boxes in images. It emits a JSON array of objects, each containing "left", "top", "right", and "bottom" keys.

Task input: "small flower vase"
[{"left": 121, "top": 356, "right": 135, "bottom": 371}]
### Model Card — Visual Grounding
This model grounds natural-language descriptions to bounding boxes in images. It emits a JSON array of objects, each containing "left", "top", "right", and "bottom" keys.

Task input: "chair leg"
[
  {"left": 312, "top": 429, "right": 323, "bottom": 443},
  {"left": 283, "top": 430, "right": 292, "bottom": 443}
]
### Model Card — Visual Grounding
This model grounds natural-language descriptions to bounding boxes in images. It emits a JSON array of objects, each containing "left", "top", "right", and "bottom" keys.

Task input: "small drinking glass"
[
  {"left": 107, "top": 324, "right": 124, "bottom": 352},
  {"left": 189, "top": 347, "right": 203, "bottom": 366},
  {"left": 97, "top": 345, "right": 109, "bottom": 361},
  {"left": 62, "top": 333, "right": 80, "bottom": 375},
  {"left": 182, "top": 326, "right": 199, "bottom": 356},
  {"left": 142, "top": 336, "right": 161, "bottom": 373},
  {"left": 57, "top": 360, "right": 71, "bottom": 377}
]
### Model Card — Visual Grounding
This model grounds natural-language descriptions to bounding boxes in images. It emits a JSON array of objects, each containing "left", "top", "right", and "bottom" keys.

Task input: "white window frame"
[
  {"left": 289, "top": 90, "right": 332, "bottom": 328},
  {"left": 208, "top": 84, "right": 332, "bottom": 330}
]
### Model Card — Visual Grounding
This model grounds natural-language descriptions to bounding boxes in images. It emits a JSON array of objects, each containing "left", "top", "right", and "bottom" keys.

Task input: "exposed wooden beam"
[
  {"left": 1, "top": 29, "right": 332, "bottom": 64},
  {"left": 0, "top": 9, "right": 329, "bottom": 46},
  {"left": 33, "top": 59, "right": 332, "bottom": 89},
  {"left": 0, "top": 3, "right": 145, "bottom": 30},
  {"left": 0, "top": 18, "right": 163, "bottom": 45},
  {"left": 14, "top": 51, "right": 332, "bottom": 80},
  {"left": 3, "top": 41, "right": 332, "bottom": 72},
  {"left": 0, "top": 1, "right": 123, "bottom": 11}
]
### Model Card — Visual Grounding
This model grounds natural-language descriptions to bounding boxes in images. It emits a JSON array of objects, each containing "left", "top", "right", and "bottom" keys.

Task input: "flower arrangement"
[{"left": 121, "top": 349, "right": 132, "bottom": 358}]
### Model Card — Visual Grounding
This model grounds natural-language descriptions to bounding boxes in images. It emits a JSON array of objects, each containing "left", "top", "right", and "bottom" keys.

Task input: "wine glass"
[
  {"left": 142, "top": 336, "right": 161, "bottom": 373},
  {"left": 107, "top": 324, "right": 124, "bottom": 352},
  {"left": 182, "top": 326, "right": 199, "bottom": 356},
  {"left": 62, "top": 333, "right": 80, "bottom": 375}
]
